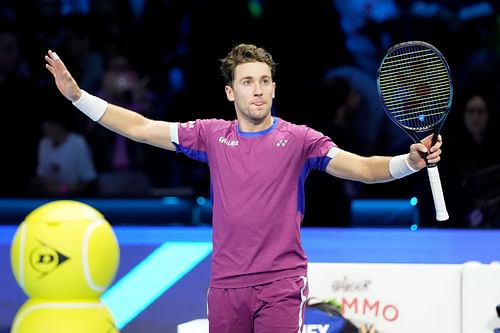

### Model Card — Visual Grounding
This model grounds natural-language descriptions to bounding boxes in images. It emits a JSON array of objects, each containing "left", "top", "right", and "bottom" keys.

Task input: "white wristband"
[
  {"left": 389, "top": 153, "right": 418, "bottom": 179},
  {"left": 72, "top": 90, "right": 108, "bottom": 121}
]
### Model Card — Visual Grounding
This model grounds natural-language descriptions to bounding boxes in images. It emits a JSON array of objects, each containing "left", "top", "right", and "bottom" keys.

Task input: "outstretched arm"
[
  {"left": 45, "top": 50, "right": 177, "bottom": 151},
  {"left": 326, "top": 134, "right": 442, "bottom": 183}
]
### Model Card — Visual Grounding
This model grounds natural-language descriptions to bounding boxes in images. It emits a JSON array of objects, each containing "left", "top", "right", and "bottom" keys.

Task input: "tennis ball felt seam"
[
  {"left": 83, "top": 219, "right": 106, "bottom": 292},
  {"left": 11, "top": 301, "right": 107, "bottom": 333},
  {"left": 17, "top": 222, "right": 27, "bottom": 291}
]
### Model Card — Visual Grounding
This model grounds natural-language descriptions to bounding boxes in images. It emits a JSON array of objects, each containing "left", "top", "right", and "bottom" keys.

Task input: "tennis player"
[{"left": 45, "top": 43, "right": 442, "bottom": 333}]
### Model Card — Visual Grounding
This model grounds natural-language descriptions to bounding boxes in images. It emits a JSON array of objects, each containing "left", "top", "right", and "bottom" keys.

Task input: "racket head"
[{"left": 377, "top": 41, "right": 453, "bottom": 139}]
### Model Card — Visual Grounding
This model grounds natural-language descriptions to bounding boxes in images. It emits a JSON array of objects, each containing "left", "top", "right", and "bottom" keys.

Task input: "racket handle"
[{"left": 427, "top": 166, "right": 449, "bottom": 221}]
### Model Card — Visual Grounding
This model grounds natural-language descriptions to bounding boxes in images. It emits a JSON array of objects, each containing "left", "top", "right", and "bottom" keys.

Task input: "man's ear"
[{"left": 225, "top": 85, "right": 234, "bottom": 101}]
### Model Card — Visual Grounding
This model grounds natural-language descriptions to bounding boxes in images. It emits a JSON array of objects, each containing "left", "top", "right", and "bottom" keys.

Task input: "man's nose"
[{"left": 254, "top": 83, "right": 263, "bottom": 95}]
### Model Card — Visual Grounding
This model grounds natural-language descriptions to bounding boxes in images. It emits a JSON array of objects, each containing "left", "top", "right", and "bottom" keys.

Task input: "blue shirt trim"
[
  {"left": 174, "top": 143, "right": 208, "bottom": 163},
  {"left": 237, "top": 117, "right": 278, "bottom": 137}
]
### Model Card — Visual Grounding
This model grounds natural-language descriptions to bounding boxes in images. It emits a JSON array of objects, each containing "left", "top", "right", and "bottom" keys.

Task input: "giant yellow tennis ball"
[
  {"left": 10, "top": 299, "right": 119, "bottom": 333},
  {"left": 10, "top": 200, "right": 119, "bottom": 299}
]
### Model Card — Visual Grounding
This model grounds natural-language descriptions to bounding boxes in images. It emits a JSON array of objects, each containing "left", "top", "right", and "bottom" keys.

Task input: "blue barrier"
[
  {"left": 351, "top": 199, "right": 419, "bottom": 227},
  {"left": 0, "top": 198, "right": 417, "bottom": 226},
  {"left": 0, "top": 198, "right": 198, "bottom": 225}
]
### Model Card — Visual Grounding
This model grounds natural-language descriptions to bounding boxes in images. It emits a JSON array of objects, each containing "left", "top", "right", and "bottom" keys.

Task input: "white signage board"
[
  {"left": 462, "top": 262, "right": 500, "bottom": 333},
  {"left": 308, "top": 263, "right": 462, "bottom": 333}
]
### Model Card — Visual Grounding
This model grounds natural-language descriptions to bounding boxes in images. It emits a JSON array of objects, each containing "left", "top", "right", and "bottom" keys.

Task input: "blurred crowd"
[{"left": 0, "top": 0, "right": 499, "bottom": 227}]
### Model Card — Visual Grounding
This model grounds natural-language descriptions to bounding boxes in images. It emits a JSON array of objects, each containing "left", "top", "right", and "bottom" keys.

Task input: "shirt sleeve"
[
  {"left": 303, "top": 127, "right": 337, "bottom": 171},
  {"left": 171, "top": 120, "right": 209, "bottom": 163}
]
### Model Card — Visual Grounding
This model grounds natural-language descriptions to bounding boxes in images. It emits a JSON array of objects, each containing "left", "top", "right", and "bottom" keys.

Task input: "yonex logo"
[
  {"left": 276, "top": 139, "right": 288, "bottom": 147},
  {"left": 218, "top": 136, "right": 239, "bottom": 146}
]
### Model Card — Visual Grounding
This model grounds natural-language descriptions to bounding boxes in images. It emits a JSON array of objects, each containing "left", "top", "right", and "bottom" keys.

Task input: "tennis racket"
[{"left": 377, "top": 41, "right": 451, "bottom": 221}]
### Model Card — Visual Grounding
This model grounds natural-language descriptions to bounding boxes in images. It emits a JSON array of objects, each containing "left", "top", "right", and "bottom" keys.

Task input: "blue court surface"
[{"left": 1, "top": 225, "right": 499, "bottom": 333}]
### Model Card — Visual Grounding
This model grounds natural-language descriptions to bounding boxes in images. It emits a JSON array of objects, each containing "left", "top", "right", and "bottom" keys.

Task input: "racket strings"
[
  {"left": 379, "top": 70, "right": 449, "bottom": 94},
  {"left": 380, "top": 80, "right": 450, "bottom": 105},
  {"left": 381, "top": 57, "right": 444, "bottom": 75},
  {"left": 391, "top": 103, "right": 449, "bottom": 119},
  {"left": 378, "top": 45, "right": 451, "bottom": 131},
  {"left": 379, "top": 70, "right": 449, "bottom": 92},
  {"left": 382, "top": 50, "right": 442, "bottom": 66},
  {"left": 385, "top": 87, "right": 450, "bottom": 112}
]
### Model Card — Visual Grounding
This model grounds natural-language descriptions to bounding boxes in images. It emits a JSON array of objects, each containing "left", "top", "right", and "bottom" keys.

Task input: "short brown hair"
[{"left": 219, "top": 43, "right": 276, "bottom": 86}]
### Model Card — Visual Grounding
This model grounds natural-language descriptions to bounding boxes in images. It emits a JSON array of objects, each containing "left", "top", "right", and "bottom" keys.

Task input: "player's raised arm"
[
  {"left": 44, "top": 50, "right": 176, "bottom": 151},
  {"left": 325, "top": 150, "right": 395, "bottom": 183},
  {"left": 325, "top": 135, "right": 442, "bottom": 183}
]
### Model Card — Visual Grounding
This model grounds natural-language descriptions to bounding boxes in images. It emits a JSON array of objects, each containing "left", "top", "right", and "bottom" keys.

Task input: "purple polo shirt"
[{"left": 170, "top": 117, "right": 337, "bottom": 288}]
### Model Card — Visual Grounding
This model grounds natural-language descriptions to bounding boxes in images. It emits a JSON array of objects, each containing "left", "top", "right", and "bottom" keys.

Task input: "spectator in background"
[
  {"left": 145, "top": 61, "right": 199, "bottom": 190},
  {"left": 0, "top": 25, "right": 39, "bottom": 196},
  {"left": 400, "top": 0, "right": 498, "bottom": 95},
  {"left": 32, "top": 104, "right": 97, "bottom": 197},
  {"left": 454, "top": 1, "right": 499, "bottom": 97},
  {"left": 443, "top": 90, "right": 500, "bottom": 227},
  {"left": 19, "top": 0, "right": 67, "bottom": 79},
  {"left": 84, "top": 53, "right": 155, "bottom": 196},
  {"left": 257, "top": 0, "right": 352, "bottom": 124},
  {"left": 305, "top": 75, "right": 363, "bottom": 226},
  {"left": 321, "top": 66, "right": 410, "bottom": 156},
  {"left": 304, "top": 67, "right": 411, "bottom": 226},
  {"left": 59, "top": 14, "right": 105, "bottom": 93},
  {"left": 333, "top": 0, "right": 400, "bottom": 75}
]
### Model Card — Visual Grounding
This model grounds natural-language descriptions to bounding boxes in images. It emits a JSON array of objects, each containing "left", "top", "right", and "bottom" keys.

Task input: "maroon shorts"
[{"left": 207, "top": 276, "right": 308, "bottom": 333}]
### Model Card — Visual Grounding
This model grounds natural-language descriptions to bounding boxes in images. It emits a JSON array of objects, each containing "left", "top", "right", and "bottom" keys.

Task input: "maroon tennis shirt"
[{"left": 170, "top": 117, "right": 337, "bottom": 288}]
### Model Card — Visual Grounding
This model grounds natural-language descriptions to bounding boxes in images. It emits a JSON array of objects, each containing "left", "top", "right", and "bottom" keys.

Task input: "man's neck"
[{"left": 237, "top": 115, "right": 274, "bottom": 133}]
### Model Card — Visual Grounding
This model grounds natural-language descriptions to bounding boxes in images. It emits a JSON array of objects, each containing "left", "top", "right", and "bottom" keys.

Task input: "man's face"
[
  {"left": 464, "top": 95, "right": 489, "bottom": 137},
  {"left": 225, "top": 62, "right": 275, "bottom": 124}
]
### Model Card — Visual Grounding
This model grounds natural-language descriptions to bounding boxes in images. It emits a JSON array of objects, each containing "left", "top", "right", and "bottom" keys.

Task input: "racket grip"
[{"left": 427, "top": 166, "right": 449, "bottom": 221}]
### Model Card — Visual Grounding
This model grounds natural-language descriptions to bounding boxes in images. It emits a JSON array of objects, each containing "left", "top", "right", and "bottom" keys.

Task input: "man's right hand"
[{"left": 45, "top": 50, "right": 82, "bottom": 102}]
